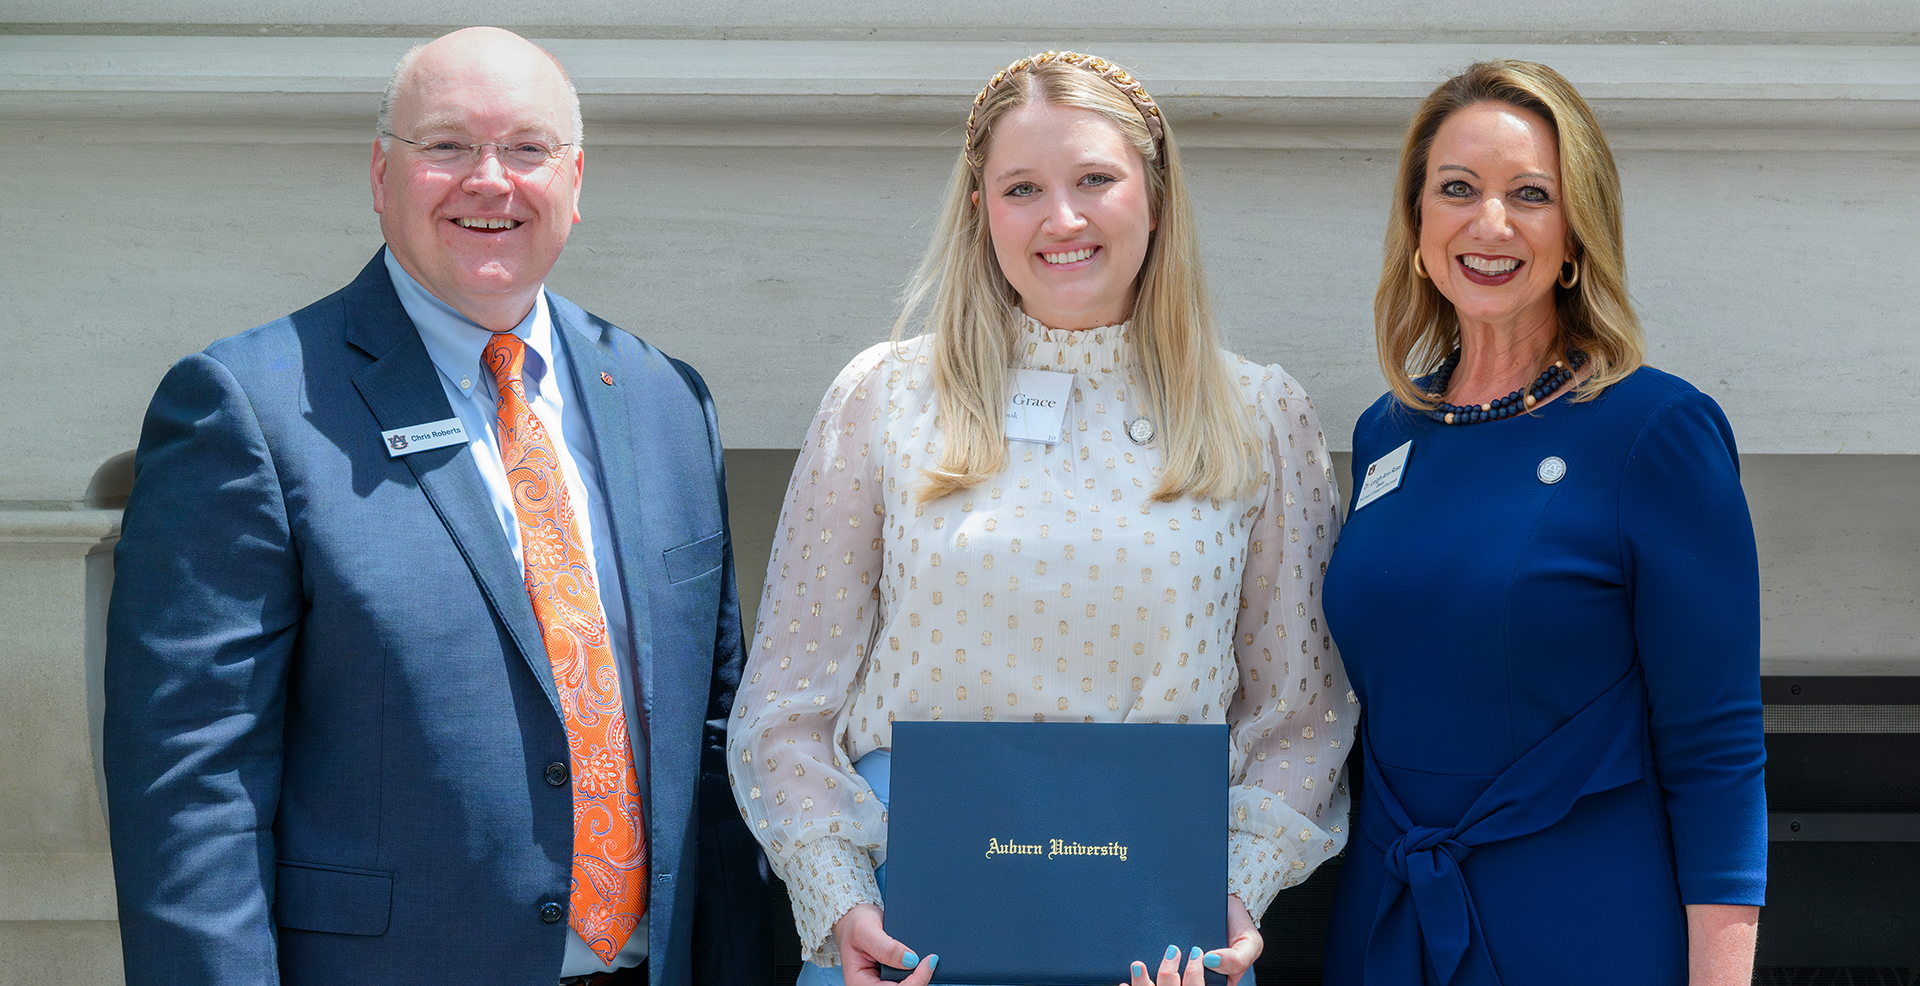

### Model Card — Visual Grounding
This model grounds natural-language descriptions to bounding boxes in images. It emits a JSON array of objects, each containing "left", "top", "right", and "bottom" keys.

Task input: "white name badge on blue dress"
[
  {"left": 1353, "top": 440, "right": 1412, "bottom": 511},
  {"left": 1003, "top": 369, "right": 1075, "bottom": 445},
  {"left": 380, "top": 417, "right": 469, "bottom": 457}
]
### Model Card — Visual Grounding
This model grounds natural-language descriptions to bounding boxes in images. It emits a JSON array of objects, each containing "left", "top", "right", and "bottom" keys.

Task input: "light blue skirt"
[{"left": 792, "top": 751, "right": 1252, "bottom": 986}]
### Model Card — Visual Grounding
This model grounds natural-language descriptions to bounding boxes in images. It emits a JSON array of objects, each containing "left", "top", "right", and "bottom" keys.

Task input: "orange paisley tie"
[{"left": 484, "top": 332, "right": 645, "bottom": 962}]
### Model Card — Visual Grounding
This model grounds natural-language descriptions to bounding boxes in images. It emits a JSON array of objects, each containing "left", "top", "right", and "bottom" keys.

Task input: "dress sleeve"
[
  {"left": 1619, "top": 389, "right": 1767, "bottom": 906},
  {"left": 726, "top": 342, "right": 897, "bottom": 965},
  {"left": 1224, "top": 363, "right": 1358, "bottom": 921}
]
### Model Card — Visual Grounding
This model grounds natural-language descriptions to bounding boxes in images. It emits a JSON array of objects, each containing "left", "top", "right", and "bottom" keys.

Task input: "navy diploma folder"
[{"left": 879, "top": 721, "right": 1228, "bottom": 985}]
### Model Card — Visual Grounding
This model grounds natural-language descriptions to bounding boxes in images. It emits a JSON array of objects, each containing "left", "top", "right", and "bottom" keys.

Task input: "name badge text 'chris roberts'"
[{"left": 984, "top": 837, "right": 1129, "bottom": 862}]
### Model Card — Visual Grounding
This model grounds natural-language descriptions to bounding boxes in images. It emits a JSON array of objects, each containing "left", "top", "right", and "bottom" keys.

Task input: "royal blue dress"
[{"left": 1320, "top": 367, "right": 1767, "bottom": 986}]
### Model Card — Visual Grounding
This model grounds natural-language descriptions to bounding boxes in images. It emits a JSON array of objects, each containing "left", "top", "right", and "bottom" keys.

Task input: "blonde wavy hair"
[
  {"left": 1376, "top": 59, "right": 1645, "bottom": 409},
  {"left": 898, "top": 51, "right": 1256, "bottom": 503}
]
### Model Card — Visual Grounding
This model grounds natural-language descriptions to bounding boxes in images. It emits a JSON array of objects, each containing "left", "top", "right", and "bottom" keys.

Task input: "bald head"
[
  {"left": 369, "top": 25, "right": 588, "bottom": 331},
  {"left": 377, "top": 27, "right": 584, "bottom": 150}
]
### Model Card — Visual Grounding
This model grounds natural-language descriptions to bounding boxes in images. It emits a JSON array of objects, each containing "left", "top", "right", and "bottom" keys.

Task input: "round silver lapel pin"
[
  {"left": 1126, "top": 416, "right": 1155, "bottom": 445},
  {"left": 1537, "top": 456, "right": 1567, "bottom": 484}
]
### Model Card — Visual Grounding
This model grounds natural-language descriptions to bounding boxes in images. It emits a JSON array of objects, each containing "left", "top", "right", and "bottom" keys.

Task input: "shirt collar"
[
  {"left": 384, "top": 247, "right": 555, "bottom": 402},
  {"left": 1013, "top": 308, "right": 1132, "bottom": 374}
]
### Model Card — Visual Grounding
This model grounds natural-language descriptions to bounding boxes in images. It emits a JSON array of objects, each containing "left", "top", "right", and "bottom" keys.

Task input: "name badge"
[
  {"left": 1004, "top": 369, "right": 1075, "bottom": 445},
  {"left": 1353, "top": 440, "right": 1412, "bottom": 511},
  {"left": 381, "top": 417, "right": 469, "bottom": 457}
]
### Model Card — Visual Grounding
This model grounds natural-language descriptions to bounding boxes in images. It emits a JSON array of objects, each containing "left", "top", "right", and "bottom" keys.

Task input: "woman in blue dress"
[{"left": 1321, "top": 60, "right": 1765, "bottom": 985}]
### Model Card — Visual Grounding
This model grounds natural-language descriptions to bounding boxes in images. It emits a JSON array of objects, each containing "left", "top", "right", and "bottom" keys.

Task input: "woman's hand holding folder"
[
  {"left": 1122, "top": 897, "right": 1262, "bottom": 986},
  {"left": 836, "top": 902, "right": 938, "bottom": 986}
]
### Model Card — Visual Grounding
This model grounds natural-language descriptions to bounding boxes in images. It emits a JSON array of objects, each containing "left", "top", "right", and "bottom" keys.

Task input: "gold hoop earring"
[
  {"left": 1558, "top": 258, "right": 1580, "bottom": 289},
  {"left": 1412, "top": 250, "right": 1429, "bottom": 280}
]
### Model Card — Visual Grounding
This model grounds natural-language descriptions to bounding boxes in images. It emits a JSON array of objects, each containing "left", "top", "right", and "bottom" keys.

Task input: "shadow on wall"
[
  {"left": 86, "top": 450, "right": 134, "bottom": 825},
  {"left": 89, "top": 451, "right": 134, "bottom": 510},
  {"left": 725, "top": 448, "right": 802, "bottom": 636}
]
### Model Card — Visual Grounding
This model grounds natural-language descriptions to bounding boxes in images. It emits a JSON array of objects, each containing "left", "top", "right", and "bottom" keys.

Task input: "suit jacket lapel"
[
  {"left": 342, "top": 254, "right": 561, "bottom": 717},
  {"left": 550, "top": 296, "right": 656, "bottom": 712}
]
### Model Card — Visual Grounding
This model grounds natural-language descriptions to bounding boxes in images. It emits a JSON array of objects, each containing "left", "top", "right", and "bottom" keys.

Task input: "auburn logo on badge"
[{"left": 387, "top": 433, "right": 409, "bottom": 452}]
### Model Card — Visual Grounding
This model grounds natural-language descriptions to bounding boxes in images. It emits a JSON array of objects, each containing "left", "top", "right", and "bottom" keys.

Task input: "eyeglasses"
[{"left": 382, "top": 132, "right": 574, "bottom": 171}]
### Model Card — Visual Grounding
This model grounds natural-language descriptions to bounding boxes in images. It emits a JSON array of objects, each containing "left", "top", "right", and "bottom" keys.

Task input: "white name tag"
[
  {"left": 381, "top": 417, "right": 470, "bottom": 457},
  {"left": 1004, "top": 369, "right": 1075, "bottom": 445},
  {"left": 1353, "top": 440, "right": 1412, "bottom": 511}
]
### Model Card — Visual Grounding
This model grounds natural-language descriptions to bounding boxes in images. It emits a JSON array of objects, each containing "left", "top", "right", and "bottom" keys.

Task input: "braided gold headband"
[{"left": 963, "top": 51, "right": 1167, "bottom": 171}]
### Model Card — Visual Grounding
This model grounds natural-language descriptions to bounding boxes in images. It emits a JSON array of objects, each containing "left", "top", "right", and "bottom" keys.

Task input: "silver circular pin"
[
  {"left": 1537, "top": 456, "right": 1567, "bottom": 484},
  {"left": 1126, "top": 416, "right": 1155, "bottom": 445}
]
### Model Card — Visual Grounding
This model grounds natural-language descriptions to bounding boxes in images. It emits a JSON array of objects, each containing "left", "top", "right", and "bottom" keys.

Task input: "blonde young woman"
[
  {"left": 726, "top": 52, "right": 1352, "bottom": 986},
  {"left": 1320, "top": 61, "right": 1765, "bottom": 985}
]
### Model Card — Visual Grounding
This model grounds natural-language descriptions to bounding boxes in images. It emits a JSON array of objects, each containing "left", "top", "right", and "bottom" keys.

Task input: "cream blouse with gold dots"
[{"left": 727, "top": 316, "right": 1355, "bottom": 965}]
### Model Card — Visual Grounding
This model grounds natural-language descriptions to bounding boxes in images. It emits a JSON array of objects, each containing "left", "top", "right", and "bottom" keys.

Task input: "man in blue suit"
[{"left": 104, "top": 27, "right": 769, "bottom": 986}]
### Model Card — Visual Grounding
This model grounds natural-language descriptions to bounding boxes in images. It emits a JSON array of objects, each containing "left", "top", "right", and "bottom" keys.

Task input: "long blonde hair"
[
  {"left": 898, "top": 51, "right": 1256, "bottom": 503},
  {"left": 1376, "top": 59, "right": 1644, "bottom": 408}
]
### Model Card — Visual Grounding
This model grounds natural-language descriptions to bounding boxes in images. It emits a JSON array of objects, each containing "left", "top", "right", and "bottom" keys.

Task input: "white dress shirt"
[
  {"left": 385, "top": 252, "right": 649, "bottom": 976},
  {"left": 728, "top": 316, "right": 1356, "bottom": 965}
]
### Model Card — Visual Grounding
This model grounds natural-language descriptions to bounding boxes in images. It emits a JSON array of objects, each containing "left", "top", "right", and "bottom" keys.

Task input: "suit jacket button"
[
  {"left": 545, "top": 762, "right": 569, "bottom": 787},
  {"left": 540, "top": 901, "right": 565, "bottom": 923}
]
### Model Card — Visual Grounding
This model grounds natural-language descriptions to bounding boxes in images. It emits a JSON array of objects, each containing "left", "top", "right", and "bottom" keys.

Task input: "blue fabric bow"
[{"left": 1361, "top": 665, "right": 1649, "bottom": 986}]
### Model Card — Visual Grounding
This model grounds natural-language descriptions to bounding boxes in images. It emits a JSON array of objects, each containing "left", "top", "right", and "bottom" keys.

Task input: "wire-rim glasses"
[{"left": 381, "top": 132, "right": 574, "bottom": 171}]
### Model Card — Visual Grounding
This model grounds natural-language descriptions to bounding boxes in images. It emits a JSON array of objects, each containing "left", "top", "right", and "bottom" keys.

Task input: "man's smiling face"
[{"left": 371, "top": 27, "right": 583, "bottom": 330}]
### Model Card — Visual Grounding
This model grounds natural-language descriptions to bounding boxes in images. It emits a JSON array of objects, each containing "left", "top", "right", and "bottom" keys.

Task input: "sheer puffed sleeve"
[
  {"left": 727, "top": 341, "right": 900, "bottom": 965},
  {"left": 1224, "top": 361, "right": 1357, "bottom": 920},
  {"left": 1620, "top": 388, "right": 1767, "bottom": 906}
]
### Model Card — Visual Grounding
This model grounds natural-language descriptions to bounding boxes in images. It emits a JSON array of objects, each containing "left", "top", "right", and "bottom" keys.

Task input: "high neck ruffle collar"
[{"left": 1014, "top": 311, "right": 1131, "bottom": 374}]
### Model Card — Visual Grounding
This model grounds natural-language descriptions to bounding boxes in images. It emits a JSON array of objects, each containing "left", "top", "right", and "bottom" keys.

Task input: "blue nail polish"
[
  {"left": 1165, "top": 945, "right": 1180, "bottom": 962},
  {"left": 902, "top": 950, "right": 919, "bottom": 968},
  {"left": 1133, "top": 961, "right": 1147, "bottom": 977},
  {"left": 1203, "top": 953, "right": 1223, "bottom": 969},
  {"left": 927, "top": 954, "right": 939, "bottom": 970},
  {"left": 1190, "top": 946, "right": 1204, "bottom": 963}
]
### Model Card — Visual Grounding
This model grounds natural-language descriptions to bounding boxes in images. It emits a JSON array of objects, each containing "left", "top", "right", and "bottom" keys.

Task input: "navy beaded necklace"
[{"left": 1423, "top": 347, "right": 1589, "bottom": 425}]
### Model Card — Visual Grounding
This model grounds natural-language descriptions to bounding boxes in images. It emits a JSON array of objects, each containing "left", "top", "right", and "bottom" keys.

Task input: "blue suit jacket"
[{"left": 104, "top": 253, "right": 770, "bottom": 986}]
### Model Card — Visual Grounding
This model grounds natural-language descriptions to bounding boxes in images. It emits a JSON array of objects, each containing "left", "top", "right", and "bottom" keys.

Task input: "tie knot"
[
  {"left": 483, "top": 332, "right": 529, "bottom": 392},
  {"left": 1382, "top": 826, "right": 1464, "bottom": 881}
]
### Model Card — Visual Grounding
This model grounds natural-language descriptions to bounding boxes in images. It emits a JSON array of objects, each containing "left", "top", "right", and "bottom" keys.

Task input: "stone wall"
[{"left": 3, "top": 4, "right": 1915, "bottom": 980}]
